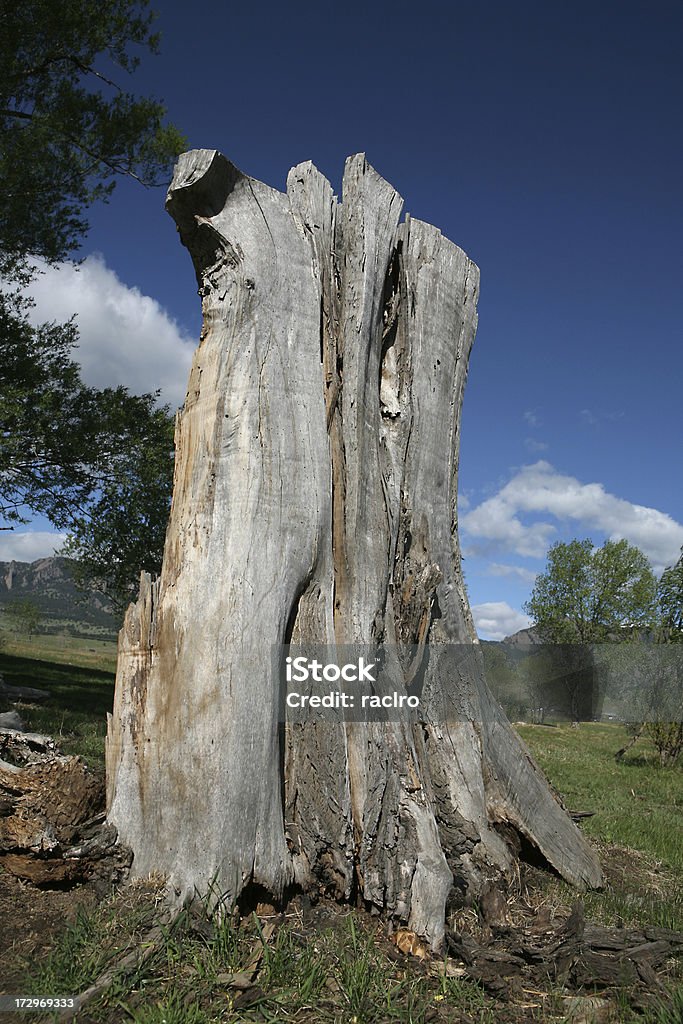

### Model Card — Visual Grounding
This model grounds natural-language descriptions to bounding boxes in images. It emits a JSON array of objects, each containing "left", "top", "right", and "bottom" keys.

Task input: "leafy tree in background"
[
  {"left": 526, "top": 539, "right": 682, "bottom": 763},
  {"left": 523, "top": 538, "right": 658, "bottom": 721},
  {"left": 62, "top": 399, "right": 175, "bottom": 612},
  {"left": 481, "top": 643, "right": 528, "bottom": 721},
  {"left": 645, "top": 546, "right": 683, "bottom": 765},
  {"left": 0, "top": 0, "right": 184, "bottom": 608},
  {"left": 524, "top": 538, "right": 658, "bottom": 644},
  {"left": 0, "top": 0, "right": 184, "bottom": 276},
  {"left": 0, "top": 291, "right": 177, "bottom": 609},
  {"left": 657, "top": 545, "right": 683, "bottom": 643},
  {"left": 4, "top": 597, "right": 41, "bottom": 637}
]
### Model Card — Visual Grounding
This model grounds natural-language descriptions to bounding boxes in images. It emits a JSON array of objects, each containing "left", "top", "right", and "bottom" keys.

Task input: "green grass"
[
  {"left": 29, "top": 898, "right": 498, "bottom": 1024},
  {"left": 518, "top": 722, "right": 683, "bottom": 932},
  {"left": 0, "top": 640, "right": 115, "bottom": 766},
  {"left": 4, "top": 658, "right": 682, "bottom": 1022},
  {"left": 517, "top": 722, "right": 683, "bottom": 870},
  {"left": 31, "top": 905, "right": 122, "bottom": 993},
  {"left": 0, "top": 630, "right": 117, "bottom": 673},
  {"left": 642, "top": 984, "right": 683, "bottom": 1024}
]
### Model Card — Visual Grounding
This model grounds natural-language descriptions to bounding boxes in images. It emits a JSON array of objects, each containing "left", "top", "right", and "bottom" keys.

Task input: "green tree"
[
  {"left": 524, "top": 538, "right": 658, "bottom": 644},
  {"left": 645, "top": 546, "right": 683, "bottom": 765},
  {"left": 0, "top": 0, "right": 183, "bottom": 604},
  {"left": 0, "top": 293, "right": 176, "bottom": 606},
  {"left": 0, "top": 0, "right": 184, "bottom": 277},
  {"left": 5, "top": 597, "right": 41, "bottom": 637},
  {"left": 603, "top": 640, "right": 683, "bottom": 767},
  {"left": 523, "top": 539, "right": 658, "bottom": 721},
  {"left": 481, "top": 643, "right": 528, "bottom": 720},
  {"left": 62, "top": 398, "right": 175, "bottom": 612},
  {"left": 657, "top": 545, "right": 683, "bottom": 642}
]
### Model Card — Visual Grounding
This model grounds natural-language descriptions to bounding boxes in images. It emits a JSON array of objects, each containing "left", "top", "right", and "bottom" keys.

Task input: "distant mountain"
[
  {"left": 0, "top": 557, "right": 120, "bottom": 640},
  {"left": 502, "top": 626, "right": 542, "bottom": 647}
]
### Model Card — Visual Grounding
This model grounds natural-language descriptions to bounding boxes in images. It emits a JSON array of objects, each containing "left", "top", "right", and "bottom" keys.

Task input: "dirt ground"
[
  {"left": 0, "top": 843, "right": 680, "bottom": 1024},
  {"left": 0, "top": 870, "right": 98, "bottom": 992}
]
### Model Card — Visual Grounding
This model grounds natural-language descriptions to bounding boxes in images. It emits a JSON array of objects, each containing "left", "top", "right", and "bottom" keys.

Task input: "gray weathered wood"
[{"left": 106, "top": 151, "right": 602, "bottom": 949}]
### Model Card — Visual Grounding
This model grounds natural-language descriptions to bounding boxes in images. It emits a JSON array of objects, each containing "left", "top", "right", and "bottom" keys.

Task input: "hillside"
[
  {"left": 0, "top": 557, "right": 120, "bottom": 640},
  {"left": 501, "top": 626, "right": 542, "bottom": 646}
]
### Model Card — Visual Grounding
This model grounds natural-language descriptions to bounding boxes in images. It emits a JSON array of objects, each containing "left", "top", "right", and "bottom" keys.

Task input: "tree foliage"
[
  {"left": 62, "top": 401, "right": 175, "bottom": 612},
  {"left": 647, "top": 546, "right": 683, "bottom": 766},
  {"left": 523, "top": 538, "right": 658, "bottom": 644},
  {"left": 527, "top": 541, "right": 683, "bottom": 764},
  {"left": 1, "top": 294, "right": 80, "bottom": 524},
  {"left": 0, "top": 290, "right": 176, "bottom": 606},
  {"left": 0, "top": 0, "right": 183, "bottom": 608},
  {"left": 4, "top": 597, "right": 41, "bottom": 636},
  {"left": 657, "top": 545, "right": 683, "bottom": 642},
  {"left": 0, "top": 0, "right": 184, "bottom": 276}
]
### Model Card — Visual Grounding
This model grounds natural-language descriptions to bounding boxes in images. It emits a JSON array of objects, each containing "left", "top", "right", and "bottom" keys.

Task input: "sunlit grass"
[
  {"left": 5, "top": 661, "right": 682, "bottom": 1022},
  {"left": 518, "top": 722, "right": 683, "bottom": 932},
  {"left": 0, "top": 641, "right": 115, "bottom": 766},
  {"left": 0, "top": 631, "right": 117, "bottom": 673},
  {"left": 517, "top": 722, "right": 683, "bottom": 870}
]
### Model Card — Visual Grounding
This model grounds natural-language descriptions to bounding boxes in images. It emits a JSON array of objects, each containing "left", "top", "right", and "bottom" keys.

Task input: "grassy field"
[
  {"left": 0, "top": 634, "right": 116, "bottom": 766},
  {"left": 0, "top": 631, "right": 117, "bottom": 673},
  {"left": 517, "top": 722, "right": 683, "bottom": 872},
  {"left": 1, "top": 643, "right": 681, "bottom": 1023},
  {"left": 517, "top": 722, "right": 683, "bottom": 938}
]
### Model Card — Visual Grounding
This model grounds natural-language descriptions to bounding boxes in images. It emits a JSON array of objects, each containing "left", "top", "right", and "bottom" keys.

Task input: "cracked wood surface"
[{"left": 106, "top": 151, "right": 602, "bottom": 950}]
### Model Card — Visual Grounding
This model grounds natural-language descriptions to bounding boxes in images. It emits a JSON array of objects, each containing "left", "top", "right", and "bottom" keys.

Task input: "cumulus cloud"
[
  {"left": 462, "top": 461, "right": 683, "bottom": 573},
  {"left": 461, "top": 485, "right": 556, "bottom": 558},
  {"left": 25, "top": 255, "right": 195, "bottom": 407},
  {"left": 525, "top": 438, "right": 548, "bottom": 453},
  {"left": 0, "top": 531, "right": 66, "bottom": 563},
  {"left": 487, "top": 563, "right": 538, "bottom": 584},
  {"left": 472, "top": 602, "right": 531, "bottom": 641}
]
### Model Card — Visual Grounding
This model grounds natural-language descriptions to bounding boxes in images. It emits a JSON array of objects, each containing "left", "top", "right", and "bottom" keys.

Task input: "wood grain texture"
[{"left": 106, "top": 151, "right": 602, "bottom": 947}]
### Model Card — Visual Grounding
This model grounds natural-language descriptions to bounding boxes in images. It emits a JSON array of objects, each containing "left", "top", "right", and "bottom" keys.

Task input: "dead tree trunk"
[{"left": 106, "top": 151, "right": 602, "bottom": 949}]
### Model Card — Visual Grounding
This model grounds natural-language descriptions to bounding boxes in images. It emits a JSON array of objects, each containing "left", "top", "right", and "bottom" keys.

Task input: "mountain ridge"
[{"left": 0, "top": 556, "right": 119, "bottom": 639}]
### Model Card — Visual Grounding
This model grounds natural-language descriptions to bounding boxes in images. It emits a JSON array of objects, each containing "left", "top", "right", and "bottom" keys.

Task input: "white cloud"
[
  {"left": 523, "top": 410, "right": 540, "bottom": 428},
  {"left": 525, "top": 437, "right": 548, "bottom": 453},
  {"left": 0, "top": 531, "right": 66, "bottom": 563},
  {"left": 461, "top": 480, "right": 556, "bottom": 558},
  {"left": 472, "top": 602, "right": 531, "bottom": 641},
  {"left": 25, "top": 255, "right": 195, "bottom": 408},
  {"left": 580, "top": 408, "right": 625, "bottom": 427},
  {"left": 462, "top": 461, "right": 683, "bottom": 573},
  {"left": 487, "top": 562, "right": 538, "bottom": 584}
]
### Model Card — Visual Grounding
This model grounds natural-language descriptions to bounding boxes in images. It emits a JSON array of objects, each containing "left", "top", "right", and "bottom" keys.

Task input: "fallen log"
[
  {"left": 0, "top": 681, "right": 51, "bottom": 704},
  {"left": 0, "top": 728, "right": 57, "bottom": 762},
  {"left": 0, "top": 733, "right": 131, "bottom": 889}
]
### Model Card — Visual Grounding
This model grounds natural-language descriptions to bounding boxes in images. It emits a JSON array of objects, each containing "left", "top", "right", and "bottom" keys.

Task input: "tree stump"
[{"left": 106, "top": 151, "right": 602, "bottom": 949}]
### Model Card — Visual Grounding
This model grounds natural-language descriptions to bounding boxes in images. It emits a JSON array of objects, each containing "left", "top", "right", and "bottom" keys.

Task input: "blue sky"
[{"left": 4, "top": 0, "right": 682, "bottom": 639}]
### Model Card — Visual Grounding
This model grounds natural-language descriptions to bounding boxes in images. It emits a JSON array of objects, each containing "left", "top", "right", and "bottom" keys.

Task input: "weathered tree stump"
[{"left": 106, "top": 151, "right": 602, "bottom": 949}]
